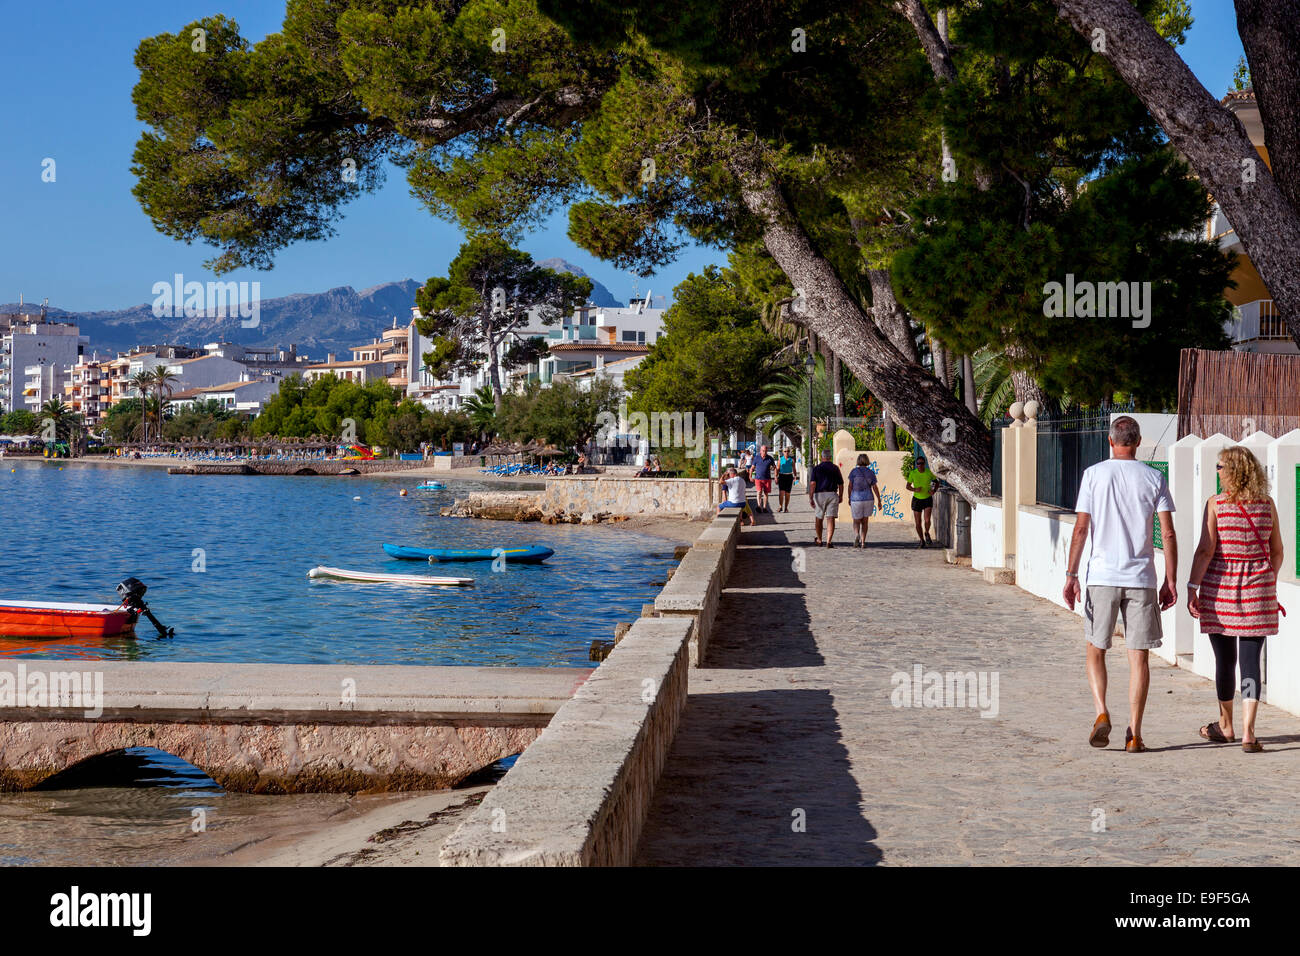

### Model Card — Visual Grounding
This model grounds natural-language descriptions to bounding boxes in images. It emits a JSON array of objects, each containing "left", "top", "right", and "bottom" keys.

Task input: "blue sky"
[{"left": 0, "top": 0, "right": 1245, "bottom": 313}]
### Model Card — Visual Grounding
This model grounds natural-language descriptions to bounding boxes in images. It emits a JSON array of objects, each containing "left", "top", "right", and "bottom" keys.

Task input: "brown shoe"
[
  {"left": 1089, "top": 712, "right": 1111, "bottom": 748},
  {"left": 1242, "top": 740, "right": 1264, "bottom": 753},
  {"left": 1125, "top": 727, "right": 1147, "bottom": 753}
]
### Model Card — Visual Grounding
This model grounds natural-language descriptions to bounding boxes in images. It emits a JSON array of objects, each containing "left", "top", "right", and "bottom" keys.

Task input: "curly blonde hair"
[{"left": 1217, "top": 446, "right": 1270, "bottom": 503}]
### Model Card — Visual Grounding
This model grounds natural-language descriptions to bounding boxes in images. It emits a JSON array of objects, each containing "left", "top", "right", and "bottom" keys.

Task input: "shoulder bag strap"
[{"left": 1236, "top": 503, "right": 1286, "bottom": 617}]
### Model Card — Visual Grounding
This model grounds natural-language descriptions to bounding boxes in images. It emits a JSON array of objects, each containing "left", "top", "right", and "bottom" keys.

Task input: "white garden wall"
[{"left": 974, "top": 426, "right": 1300, "bottom": 716}]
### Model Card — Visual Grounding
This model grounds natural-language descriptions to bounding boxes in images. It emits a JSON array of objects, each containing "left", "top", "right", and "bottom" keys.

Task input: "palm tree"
[
  {"left": 747, "top": 356, "right": 869, "bottom": 452},
  {"left": 39, "top": 398, "right": 83, "bottom": 454},
  {"left": 128, "top": 370, "right": 155, "bottom": 441},
  {"left": 462, "top": 385, "right": 497, "bottom": 443},
  {"left": 151, "top": 366, "right": 181, "bottom": 439}
]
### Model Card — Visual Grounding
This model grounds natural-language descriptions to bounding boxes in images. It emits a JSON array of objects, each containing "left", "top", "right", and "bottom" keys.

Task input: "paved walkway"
[{"left": 635, "top": 506, "right": 1300, "bottom": 865}]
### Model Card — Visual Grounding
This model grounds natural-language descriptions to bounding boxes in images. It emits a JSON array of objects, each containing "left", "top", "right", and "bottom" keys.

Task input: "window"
[{"left": 621, "top": 330, "right": 646, "bottom": 344}]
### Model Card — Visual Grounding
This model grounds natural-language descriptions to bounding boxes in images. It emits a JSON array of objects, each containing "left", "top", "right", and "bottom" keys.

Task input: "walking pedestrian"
[
  {"left": 1063, "top": 416, "right": 1177, "bottom": 754},
  {"left": 808, "top": 448, "right": 844, "bottom": 547},
  {"left": 906, "top": 454, "right": 937, "bottom": 547},
  {"left": 752, "top": 444, "right": 776, "bottom": 513},
  {"left": 776, "top": 446, "right": 798, "bottom": 512},
  {"left": 1187, "top": 446, "right": 1284, "bottom": 753},
  {"left": 847, "top": 454, "right": 884, "bottom": 548}
]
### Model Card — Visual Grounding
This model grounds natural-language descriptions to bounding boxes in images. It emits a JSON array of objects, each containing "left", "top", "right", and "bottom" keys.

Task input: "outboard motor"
[{"left": 116, "top": 577, "right": 175, "bottom": 639}]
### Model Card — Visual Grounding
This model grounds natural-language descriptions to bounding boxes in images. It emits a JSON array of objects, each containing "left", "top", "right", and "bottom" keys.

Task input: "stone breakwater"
[
  {"left": 441, "top": 491, "right": 627, "bottom": 525},
  {"left": 167, "top": 460, "right": 433, "bottom": 476}
]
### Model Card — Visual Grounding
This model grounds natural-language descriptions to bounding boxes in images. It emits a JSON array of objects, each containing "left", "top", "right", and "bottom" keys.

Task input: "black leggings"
[{"left": 1208, "top": 634, "right": 1265, "bottom": 701}]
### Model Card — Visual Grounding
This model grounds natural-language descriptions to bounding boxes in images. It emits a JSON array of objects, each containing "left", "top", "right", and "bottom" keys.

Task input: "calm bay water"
[
  {"left": 0, "top": 460, "right": 682, "bottom": 865},
  {"left": 0, "top": 460, "right": 677, "bottom": 666}
]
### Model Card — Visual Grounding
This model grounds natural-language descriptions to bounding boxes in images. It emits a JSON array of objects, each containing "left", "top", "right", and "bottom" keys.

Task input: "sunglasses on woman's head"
[{"left": 1216, "top": 464, "right": 1223, "bottom": 470}]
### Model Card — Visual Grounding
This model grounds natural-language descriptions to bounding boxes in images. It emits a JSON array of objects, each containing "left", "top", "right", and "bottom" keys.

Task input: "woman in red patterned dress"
[{"left": 1187, "top": 446, "right": 1284, "bottom": 753}]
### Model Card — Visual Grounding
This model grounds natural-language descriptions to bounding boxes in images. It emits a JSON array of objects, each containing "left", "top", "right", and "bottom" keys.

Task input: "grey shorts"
[
  {"left": 850, "top": 499, "right": 875, "bottom": 520},
  {"left": 812, "top": 492, "right": 840, "bottom": 519},
  {"left": 1085, "top": 585, "right": 1163, "bottom": 650}
]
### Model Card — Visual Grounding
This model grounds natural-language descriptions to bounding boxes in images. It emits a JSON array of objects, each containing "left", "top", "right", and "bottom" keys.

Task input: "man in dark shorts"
[
  {"left": 776, "top": 447, "right": 798, "bottom": 512},
  {"left": 751, "top": 444, "right": 776, "bottom": 513},
  {"left": 808, "top": 448, "right": 845, "bottom": 547}
]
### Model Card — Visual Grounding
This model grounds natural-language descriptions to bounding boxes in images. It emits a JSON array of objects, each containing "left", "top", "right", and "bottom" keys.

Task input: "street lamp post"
[{"left": 805, "top": 351, "right": 816, "bottom": 482}]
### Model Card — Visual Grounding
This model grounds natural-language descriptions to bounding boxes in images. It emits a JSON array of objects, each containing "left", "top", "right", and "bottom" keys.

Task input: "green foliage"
[
  {"left": 415, "top": 235, "right": 591, "bottom": 401},
  {"left": 461, "top": 384, "right": 498, "bottom": 439},
  {"left": 251, "top": 374, "right": 399, "bottom": 442},
  {"left": 383, "top": 401, "right": 475, "bottom": 452},
  {"left": 102, "top": 399, "right": 145, "bottom": 443},
  {"left": 39, "top": 399, "right": 83, "bottom": 443},
  {"left": 626, "top": 266, "right": 779, "bottom": 435},
  {"left": 748, "top": 354, "right": 869, "bottom": 441},
  {"left": 0, "top": 410, "right": 38, "bottom": 435},
  {"left": 1231, "top": 55, "right": 1252, "bottom": 93},
  {"left": 890, "top": 0, "right": 1236, "bottom": 409},
  {"left": 496, "top": 377, "right": 621, "bottom": 449},
  {"left": 161, "top": 399, "right": 244, "bottom": 441}
]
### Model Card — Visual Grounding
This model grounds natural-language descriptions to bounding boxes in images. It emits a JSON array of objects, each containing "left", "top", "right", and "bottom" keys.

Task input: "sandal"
[
  {"left": 1242, "top": 740, "right": 1264, "bottom": 753},
  {"left": 1199, "top": 721, "right": 1236, "bottom": 743},
  {"left": 1124, "top": 727, "right": 1147, "bottom": 753}
]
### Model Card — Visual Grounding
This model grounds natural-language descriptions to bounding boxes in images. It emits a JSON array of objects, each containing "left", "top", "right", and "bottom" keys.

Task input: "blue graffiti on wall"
[{"left": 880, "top": 489, "right": 906, "bottom": 519}]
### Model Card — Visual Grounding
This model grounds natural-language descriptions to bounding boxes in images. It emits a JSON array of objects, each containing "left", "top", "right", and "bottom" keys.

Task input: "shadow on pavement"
[{"left": 635, "top": 689, "right": 881, "bottom": 865}]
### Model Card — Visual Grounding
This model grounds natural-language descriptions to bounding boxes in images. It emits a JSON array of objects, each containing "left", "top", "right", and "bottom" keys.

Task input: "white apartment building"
[
  {"left": 1, "top": 316, "right": 87, "bottom": 413},
  {"left": 169, "top": 379, "right": 279, "bottom": 414},
  {"left": 22, "top": 363, "right": 71, "bottom": 413},
  {"left": 301, "top": 357, "right": 397, "bottom": 384},
  {"left": 403, "top": 293, "right": 666, "bottom": 410},
  {"left": 164, "top": 354, "right": 260, "bottom": 389}
]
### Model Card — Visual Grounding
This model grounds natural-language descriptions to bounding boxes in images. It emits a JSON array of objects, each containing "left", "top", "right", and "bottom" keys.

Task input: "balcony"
[{"left": 1226, "top": 299, "right": 1292, "bottom": 346}]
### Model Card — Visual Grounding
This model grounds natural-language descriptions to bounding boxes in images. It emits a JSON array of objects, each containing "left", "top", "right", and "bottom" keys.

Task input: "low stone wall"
[
  {"left": 430, "top": 455, "right": 485, "bottom": 471},
  {"left": 439, "top": 615, "right": 694, "bottom": 866},
  {"left": 654, "top": 509, "right": 741, "bottom": 665},
  {"left": 169, "top": 459, "right": 435, "bottom": 476},
  {"left": 541, "top": 475, "right": 713, "bottom": 518}
]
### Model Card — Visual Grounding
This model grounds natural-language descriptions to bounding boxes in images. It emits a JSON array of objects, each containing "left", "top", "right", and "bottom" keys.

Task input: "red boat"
[{"left": 0, "top": 600, "right": 138, "bottom": 639}]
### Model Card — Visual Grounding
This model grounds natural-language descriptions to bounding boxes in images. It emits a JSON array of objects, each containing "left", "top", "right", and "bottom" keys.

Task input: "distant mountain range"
[{"left": 0, "top": 259, "right": 624, "bottom": 360}]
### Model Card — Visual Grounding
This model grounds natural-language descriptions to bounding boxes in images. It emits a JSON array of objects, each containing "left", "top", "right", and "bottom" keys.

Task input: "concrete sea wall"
[
  {"left": 441, "top": 506, "right": 742, "bottom": 865},
  {"left": 541, "top": 476, "right": 714, "bottom": 518}
]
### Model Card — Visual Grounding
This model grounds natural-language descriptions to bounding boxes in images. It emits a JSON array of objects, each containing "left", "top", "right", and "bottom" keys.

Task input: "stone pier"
[{"left": 0, "top": 661, "right": 589, "bottom": 793}]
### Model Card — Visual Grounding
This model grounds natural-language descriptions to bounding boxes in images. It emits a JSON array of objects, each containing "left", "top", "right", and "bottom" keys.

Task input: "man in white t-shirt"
[
  {"left": 717, "top": 466, "right": 754, "bottom": 525},
  {"left": 1063, "top": 416, "right": 1177, "bottom": 754}
]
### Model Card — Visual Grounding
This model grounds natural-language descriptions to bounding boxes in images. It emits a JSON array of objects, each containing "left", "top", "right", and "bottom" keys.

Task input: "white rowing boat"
[{"left": 307, "top": 566, "right": 473, "bottom": 586}]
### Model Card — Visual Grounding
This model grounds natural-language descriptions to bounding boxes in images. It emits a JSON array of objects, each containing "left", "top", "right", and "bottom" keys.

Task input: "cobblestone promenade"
[{"left": 635, "top": 507, "right": 1300, "bottom": 865}]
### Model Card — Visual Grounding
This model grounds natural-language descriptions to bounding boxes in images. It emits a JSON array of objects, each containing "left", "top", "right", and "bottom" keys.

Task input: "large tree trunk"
[
  {"left": 486, "top": 323, "right": 504, "bottom": 414},
  {"left": 1052, "top": 0, "right": 1300, "bottom": 342},
  {"left": 737, "top": 163, "right": 992, "bottom": 501},
  {"left": 863, "top": 264, "right": 920, "bottom": 455},
  {"left": 962, "top": 354, "right": 977, "bottom": 414},
  {"left": 932, "top": 339, "right": 951, "bottom": 390},
  {"left": 1235, "top": 1, "right": 1300, "bottom": 216},
  {"left": 1010, "top": 369, "right": 1050, "bottom": 408},
  {"left": 867, "top": 268, "right": 919, "bottom": 364}
]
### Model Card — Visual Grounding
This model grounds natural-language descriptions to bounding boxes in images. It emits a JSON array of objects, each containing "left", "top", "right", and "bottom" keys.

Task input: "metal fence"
[
  {"left": 990, "top": 421, "right": 1007, "bottom": 497},
  {"left": 1035, "top": 413, "right": 1113, "bottom": 511}
]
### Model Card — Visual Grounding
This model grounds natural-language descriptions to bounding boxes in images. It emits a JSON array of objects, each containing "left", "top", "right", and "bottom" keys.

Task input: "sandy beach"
[{"left": 207, "top": 784, "right": 495, "bottom": 867}]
